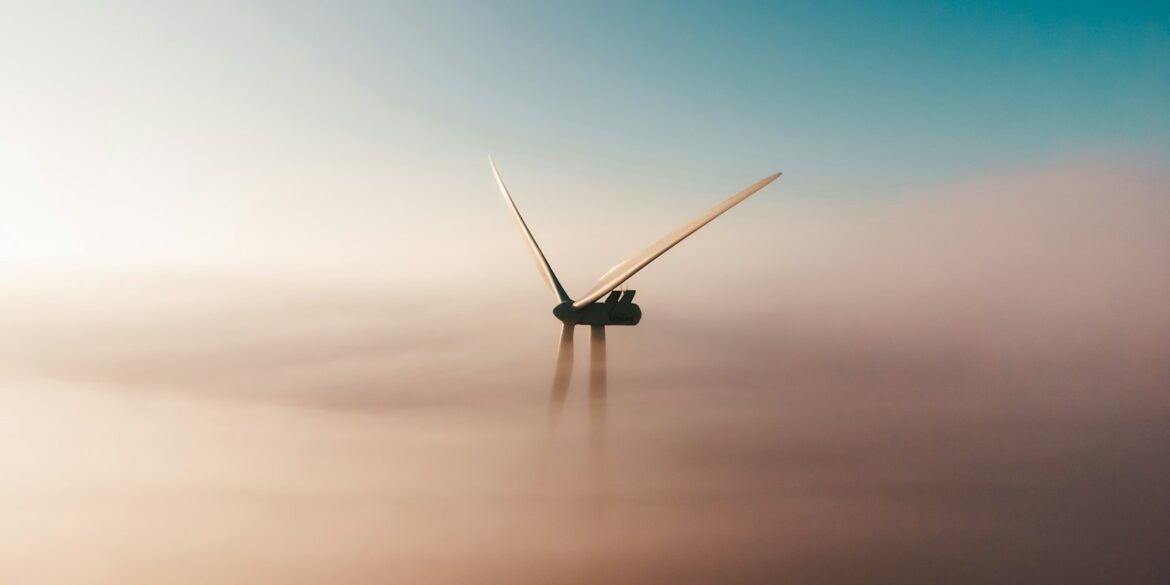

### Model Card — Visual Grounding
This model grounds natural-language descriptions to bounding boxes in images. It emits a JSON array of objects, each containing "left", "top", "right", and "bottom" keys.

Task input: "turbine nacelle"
[{"left": 553, "top": 290, "right": 642, "bottom": 326}]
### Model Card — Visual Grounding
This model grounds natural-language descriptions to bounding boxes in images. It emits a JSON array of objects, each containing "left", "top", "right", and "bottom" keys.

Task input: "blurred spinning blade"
[
  {"left": 547, "top": 324, "right": 575, "bottom": 434},
  {"left": 589, "top": 325, "right": 607, "bottom": 481}
]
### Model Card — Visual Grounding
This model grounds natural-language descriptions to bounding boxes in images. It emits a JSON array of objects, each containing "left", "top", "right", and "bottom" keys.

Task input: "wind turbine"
[{"left": 490, "top": 157, "right": 781, "bottom": 463}]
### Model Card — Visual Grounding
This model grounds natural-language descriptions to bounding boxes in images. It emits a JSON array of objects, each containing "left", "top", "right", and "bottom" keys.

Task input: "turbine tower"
[{"left": 490, "top": 157, "right": 781, "bottom": 464}]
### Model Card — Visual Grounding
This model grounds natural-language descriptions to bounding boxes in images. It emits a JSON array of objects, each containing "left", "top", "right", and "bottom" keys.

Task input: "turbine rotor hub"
[{"left": 552, "top": 301, "right": 578, "bottom": 324}]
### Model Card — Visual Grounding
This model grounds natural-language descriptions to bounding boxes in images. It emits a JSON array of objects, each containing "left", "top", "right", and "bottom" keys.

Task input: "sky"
[
  {"left": 1, "top": 2, "right": 1169, "bottom": 584},
  {"left": 2, "top": 1, "right": 1167, "bottom": 274}
]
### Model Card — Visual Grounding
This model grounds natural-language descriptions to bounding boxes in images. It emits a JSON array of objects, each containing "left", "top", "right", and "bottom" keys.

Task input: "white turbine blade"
[
  {"left": 572, "top": 171, "right": 782, "bottom": 309},
  {"left": 490, "top": 156, "right": 570, "bottom": 302},
  {"left": 588, "top": 325, "right": 607, "bottom": 479},
  {"left": 548, "top": 324, "right": 575, "bottom": 431}
]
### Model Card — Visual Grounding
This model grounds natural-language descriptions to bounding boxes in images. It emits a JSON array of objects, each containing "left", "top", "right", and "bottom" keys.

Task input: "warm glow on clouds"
[{"left": 2, "top": 160, "right": 1167, "bottom": 584}]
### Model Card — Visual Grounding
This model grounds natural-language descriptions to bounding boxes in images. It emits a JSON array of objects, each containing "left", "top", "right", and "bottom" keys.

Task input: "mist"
[{"left": 2, "top": 160, "right": 1168, "bottom": 584}]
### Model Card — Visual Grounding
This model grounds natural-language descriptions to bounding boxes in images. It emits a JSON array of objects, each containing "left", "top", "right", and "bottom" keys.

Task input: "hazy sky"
[
  {"left": 2, "top": 3, "right": 1169, "bottom": 584},
  {"left": 2, "top": 1, "right": 1167, "bottom": 276}
]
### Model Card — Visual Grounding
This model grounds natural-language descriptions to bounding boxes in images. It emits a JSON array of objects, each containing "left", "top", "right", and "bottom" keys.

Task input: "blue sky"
[
  {"left": 290, "top": 1, "right": 1170, "bottom": 187},
  {"left": 2, "top": 1, "right": 1167, "bottom": 270}
]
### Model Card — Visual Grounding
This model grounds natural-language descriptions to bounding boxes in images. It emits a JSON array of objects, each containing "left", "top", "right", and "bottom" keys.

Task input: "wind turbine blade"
[
  {"left": 490, "top": 156, "right": 570, "bottom": 303},
  {"left": 546, "top": 324, "right": 575, "bottom": 435},
  {"left": 572, "top": 172, "right": 782, "bottom": 309},
  {"left": 588, "top": 325, "right": 607, "bottom": 482}
]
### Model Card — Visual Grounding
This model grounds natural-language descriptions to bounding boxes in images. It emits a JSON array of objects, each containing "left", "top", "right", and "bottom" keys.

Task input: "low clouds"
[{"left": 2, "top": 159, "right": 1168, "bottom": 584}]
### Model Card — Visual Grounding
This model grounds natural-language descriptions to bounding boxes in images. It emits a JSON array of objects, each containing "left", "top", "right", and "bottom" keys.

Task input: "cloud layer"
[{"left": 2, "top": 160, "right": 1168, "bottom": 584}]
